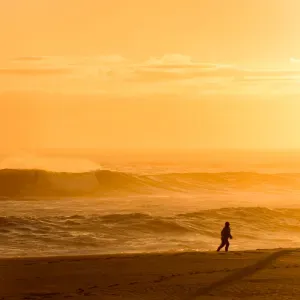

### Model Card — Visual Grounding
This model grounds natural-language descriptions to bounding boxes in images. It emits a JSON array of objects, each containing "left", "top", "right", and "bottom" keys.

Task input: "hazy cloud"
[
  {"left": 14, "top": 56, "right": 46, "bottom": 62},
  {"left": 0, "top": 68, "right": 71, "bottom": 76},
  {"left": 129, "top": 67, "right": 300, "bottom": 83},
  {"left": 127, "top": 69, "right": 198, "bottom": 82},
  {"left": 290, "top": 57, "right": 300, "bottom": 64},
  {"left": 13, "top": 55, "right": 125, "bottom": 66},
  {"left": 130, "top": 55, "right": 300, "bottom": 82},
  {"left": 1, "top": 54, "right": 300, "bottom": 95},
  {"left": 234, "top": 76, "right": 300, "bottom": 83},
  {"left": 144, "top": 54, "right": 220, "bottom": 70},
  {"left": 125, "top": 54, "right": 300, "bottom": 83}
]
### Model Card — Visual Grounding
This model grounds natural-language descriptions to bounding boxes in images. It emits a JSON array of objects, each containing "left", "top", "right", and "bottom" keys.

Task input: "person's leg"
[
  {"left": 225, "top": 240, "right": 230, "bottom": 252},
  {"left": 217, "top": 239, "right": 226, "bottom": 251}
]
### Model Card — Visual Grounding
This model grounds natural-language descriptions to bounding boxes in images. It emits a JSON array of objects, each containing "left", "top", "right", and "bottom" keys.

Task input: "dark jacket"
[{"left": 221, "top": 226, "right": 232, "bottom": 240}]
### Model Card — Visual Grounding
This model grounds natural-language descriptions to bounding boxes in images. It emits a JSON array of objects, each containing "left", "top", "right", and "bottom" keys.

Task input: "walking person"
[{"left": 217, "top": 222, "right": 233, "bottom": 252}]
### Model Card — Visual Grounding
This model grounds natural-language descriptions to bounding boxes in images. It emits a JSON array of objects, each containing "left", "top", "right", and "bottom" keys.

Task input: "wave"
[
  {"left": 2, "top": 207, "right": 300, "bottom": 240},
  {"left": 2, "top": 207, "right": 300, "bottom": 256},
  {"left": 1, "top": 169, "right": 300, "bottom": 197}
]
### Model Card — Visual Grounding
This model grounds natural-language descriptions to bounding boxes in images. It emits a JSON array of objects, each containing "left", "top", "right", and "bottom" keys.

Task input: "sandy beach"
[{"left": 1, "top": 248, "right": 299, "bottom": 300}]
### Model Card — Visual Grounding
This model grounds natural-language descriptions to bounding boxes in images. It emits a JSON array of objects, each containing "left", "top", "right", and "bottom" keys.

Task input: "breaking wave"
[{"left": 1, "top": 169, "right": 300, "bottom": 197}]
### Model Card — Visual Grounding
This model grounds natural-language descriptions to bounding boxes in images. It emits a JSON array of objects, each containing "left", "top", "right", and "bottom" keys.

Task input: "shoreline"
[
  {"left": 0, "top": 247, "right": 290, "bottom": 261},
  {"left": 1, "top": 248, "right": 298, "bottom": 299}
]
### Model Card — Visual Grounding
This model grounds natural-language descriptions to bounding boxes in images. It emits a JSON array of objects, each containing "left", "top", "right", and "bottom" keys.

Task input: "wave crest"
[{"left": 1, "top": 169, "right": 300, "bottom": 197}]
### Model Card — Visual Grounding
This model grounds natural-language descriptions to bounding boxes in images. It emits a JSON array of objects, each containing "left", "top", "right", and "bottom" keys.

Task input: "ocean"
[{"left": 1, "top": 151, "right": 300, "bottom": 257}]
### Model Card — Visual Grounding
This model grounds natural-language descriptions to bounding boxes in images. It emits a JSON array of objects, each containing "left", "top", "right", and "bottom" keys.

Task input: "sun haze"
[
  {"left": 3, "top": 2, "right": 300, "bottom": 299},
  {"left": 1, "top": 0, "right": 300, "bottom": 152}
]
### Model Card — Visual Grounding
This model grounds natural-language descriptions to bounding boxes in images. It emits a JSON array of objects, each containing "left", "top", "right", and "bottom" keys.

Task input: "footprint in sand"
[
  {"left": 190, "top": 249, "right": 295, "bottom": 299},
  {"left": 108, "top": 283, "right": 119, "bottom": 288},
  {"left": 88, "top": 285, "right": 98, "bottom": 289}
]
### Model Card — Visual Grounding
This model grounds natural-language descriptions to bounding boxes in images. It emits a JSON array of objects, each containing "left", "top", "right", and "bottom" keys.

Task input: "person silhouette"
[{"left": 217, "top": 221, "right": 233, "bottom": 252}]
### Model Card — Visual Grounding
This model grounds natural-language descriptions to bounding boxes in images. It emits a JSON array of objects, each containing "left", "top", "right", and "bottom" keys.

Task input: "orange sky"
[{"left": 1, "top": 0, "right": 300, "bottom": 151}]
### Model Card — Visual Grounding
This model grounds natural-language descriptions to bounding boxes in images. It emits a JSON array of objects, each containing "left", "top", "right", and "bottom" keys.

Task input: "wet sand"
[{"left": 0, "top": 248, "right": 299, "bottom": 299}]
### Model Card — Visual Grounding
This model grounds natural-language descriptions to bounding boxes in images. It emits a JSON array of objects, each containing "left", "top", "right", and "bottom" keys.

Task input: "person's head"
[{"left": 225, "top": 221, "right": 230, "bottom": 227}]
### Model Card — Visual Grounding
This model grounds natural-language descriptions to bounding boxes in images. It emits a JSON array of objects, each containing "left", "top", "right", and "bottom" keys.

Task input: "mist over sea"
[{"left": 1, "top": 150, "right": 300, "bottom": 257}]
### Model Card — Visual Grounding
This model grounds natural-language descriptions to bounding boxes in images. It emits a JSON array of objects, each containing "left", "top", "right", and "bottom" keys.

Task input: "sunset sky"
[{"left": 1, "top": 0, "right": 300, "bottom": 151}]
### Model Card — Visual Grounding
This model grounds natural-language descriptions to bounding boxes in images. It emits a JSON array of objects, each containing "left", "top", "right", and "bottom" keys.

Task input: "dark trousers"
[{"left": 217, "top": 238, "right": 230, "bottom": 252}]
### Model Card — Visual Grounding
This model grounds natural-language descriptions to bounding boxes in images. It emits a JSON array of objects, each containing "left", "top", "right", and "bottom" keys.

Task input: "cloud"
[
  {"left": 128, "top": 54, "right": 300, "bottom": 83},
  {"left": 91, "top": 55, "right": 125, "bottom": 64},
  {"left": 1, "top": 54, "right": 300, "bottom": 96},
  {"left": 290, "top": 57, "right": 300, "bottom": 64},
  {"left": 8, "top": 54, "right": 300, "bottom": 81},
  {"left": 238, "top": 69, "right": 300, "bottom": 77},
  {"left": 126, "top": 69, "right": 200, "bottom": 82},
  {"left": 143, "top": 63, "right": 217, "bottom": 69},
  {"left": 5, "top": 55, "right": 125, "bottom": 78},
  {"left": 13, "top": 55, "right": 125, "bottom": 66},
  {"left": 0, "top": 68, "right": 71, "bottom": 76},
  {"left": 7, "top": 55, "right": 126, "bottom": 79},
  {"left": 143, "top": 54, "right": 219, "bottom": 70},
  {"left": 147, "top": 54, "right": 193, "bottom": 65},
  {"left": 129, "top": 67, "right": 300, "bottom": 83},
  {"left": 234, "top": 76, "right": 300, "bottom": 83},
  {"left": 14, "top": 56, "right": 46, "bottom": 62}
]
